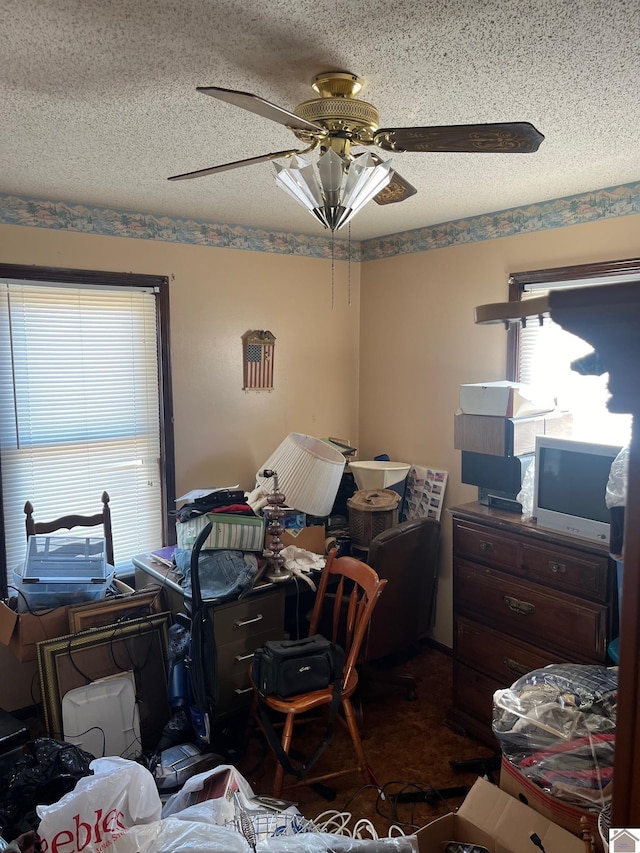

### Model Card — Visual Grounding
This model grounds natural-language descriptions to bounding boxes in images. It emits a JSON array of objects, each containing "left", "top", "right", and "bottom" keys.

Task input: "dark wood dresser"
[{"left": 448, "top": 501, "right": 614, "bottom": 746}]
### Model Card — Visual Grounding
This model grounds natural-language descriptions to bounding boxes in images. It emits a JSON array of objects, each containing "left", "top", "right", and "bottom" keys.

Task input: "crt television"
[{"left": 533, "top": 435, "right": 621, "bottom": 543}]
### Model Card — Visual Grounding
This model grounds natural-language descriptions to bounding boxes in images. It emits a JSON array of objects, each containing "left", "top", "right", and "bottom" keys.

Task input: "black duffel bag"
[
  {"left": 252, "top": 635, "right": 345, "bottom": 779},
  {"left": 252, "top": 634, "right": 344, "bottom": 698}
]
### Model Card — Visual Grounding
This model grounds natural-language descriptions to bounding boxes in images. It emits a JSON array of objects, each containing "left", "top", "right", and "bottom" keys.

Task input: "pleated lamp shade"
[{"left": 256, "top": 433, "right": 346, "bottom": 517}]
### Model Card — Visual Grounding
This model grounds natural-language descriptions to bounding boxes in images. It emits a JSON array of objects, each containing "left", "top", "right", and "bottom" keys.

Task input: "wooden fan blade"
[
  {"left": 168, "top": 149, "right": 301, "bottom": 181},
  {"left": 374, "top": 170, "right": 418, "bottom": 205},
  {"left": 197, "top": 86, "right": 324, "bottom": 134},
  {"left": 374, "top": 122, "right": 544, "bottom": 153}
]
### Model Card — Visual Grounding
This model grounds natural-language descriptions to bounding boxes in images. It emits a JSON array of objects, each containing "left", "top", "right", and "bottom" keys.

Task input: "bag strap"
[{"left": 257, "top": 667, "right": 343, "bottom": 780}]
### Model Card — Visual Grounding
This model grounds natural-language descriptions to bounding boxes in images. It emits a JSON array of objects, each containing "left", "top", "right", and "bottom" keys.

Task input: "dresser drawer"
[
  {"left": 453, "top": 519, "right": 519, "bottom": 572},
  {"left": 449, "top": 660, "right": 502, "bottom": 745},
  {"left": 214, "top": 588, "right": 284, "bottom": 643},
  {"left": 455, "top": 615, "right": 568, "bottom": 686},
  {"left": 519, "top": 541, "right": 609, "bottom": 601},
  {"left": 456, "top": 560, "right": 607, "bottom": 661}
]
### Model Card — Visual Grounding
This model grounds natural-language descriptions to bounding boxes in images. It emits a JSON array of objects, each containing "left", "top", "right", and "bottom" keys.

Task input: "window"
[
  {"left": 0, "top": 265, "right": 175, "bottom": 596},
  {"left": 507, "top": 258, "right": 638, "bottom": 448}
]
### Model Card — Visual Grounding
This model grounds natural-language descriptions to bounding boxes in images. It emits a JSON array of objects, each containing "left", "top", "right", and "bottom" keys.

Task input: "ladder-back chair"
[{"left": 24, "top": 491, "right": 114, "bottom": 567}]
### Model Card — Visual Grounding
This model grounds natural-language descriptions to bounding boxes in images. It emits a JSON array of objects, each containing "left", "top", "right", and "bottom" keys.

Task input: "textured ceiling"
[{"left": 2, "top": 0, "right": 639, "bottom": 241}]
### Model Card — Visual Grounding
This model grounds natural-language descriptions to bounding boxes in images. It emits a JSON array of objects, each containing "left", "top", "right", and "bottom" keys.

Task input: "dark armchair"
[{"left": 360, "top": 516, "right": 441, "bottom": 698}]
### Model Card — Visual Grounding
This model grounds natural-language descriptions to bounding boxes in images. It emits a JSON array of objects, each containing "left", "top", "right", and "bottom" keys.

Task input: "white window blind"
[
  {"left": 518, "top": 283, "right": 632, "bottom": 447},
  {"left": 0, "top": 280, "right": 163, "bottom": 586}
]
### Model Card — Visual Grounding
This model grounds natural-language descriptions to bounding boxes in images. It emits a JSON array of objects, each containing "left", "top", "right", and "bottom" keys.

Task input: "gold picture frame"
[
  {"left": 67, "top": 587, "right": 166, "bottom": 633},
  {"left": 37, "top": 613, "right": 171, "bottom": 752}
]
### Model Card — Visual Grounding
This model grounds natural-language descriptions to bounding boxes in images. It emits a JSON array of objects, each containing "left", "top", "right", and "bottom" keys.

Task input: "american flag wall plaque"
[{"left": 242, "top": 330, "right": 276, "bottom": 390}]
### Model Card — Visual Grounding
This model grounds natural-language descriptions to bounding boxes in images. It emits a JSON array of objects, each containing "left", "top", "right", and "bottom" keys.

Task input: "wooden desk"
[
  {"left": 132, "top": 553, "right": 322, "bottom": 719},
  {"left": 132, "top": 553, "right": 287, "bottom": 719}
]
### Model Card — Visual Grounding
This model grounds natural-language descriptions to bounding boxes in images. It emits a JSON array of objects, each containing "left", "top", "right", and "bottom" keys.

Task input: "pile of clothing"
[
  {"left": 173, "top": 489, "right": 256, "bottom": 522},
  {"left": 492, "top": 663, "right": 617, "bottom": 808}
]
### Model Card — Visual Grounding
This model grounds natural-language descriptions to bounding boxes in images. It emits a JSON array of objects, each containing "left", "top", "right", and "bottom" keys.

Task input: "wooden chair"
[
  {"left": 252, "top": 549, "right": 387, "bottom": 798},
  {"left": 24, "top": 491, "right": 114, "bottom": 566}
]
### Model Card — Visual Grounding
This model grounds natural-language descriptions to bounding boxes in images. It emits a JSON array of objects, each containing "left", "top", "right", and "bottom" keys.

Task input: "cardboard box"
[
  {"left": 499, "top": 757, "right": 602, "bottom": 851},
  {"left": 0, "top": 644, "right": 40, "bottom": 710},
  {"left": 176, "top": 512, "right": 265, "bottom": 551},
  {"left": 454, "top": 411, "right": 574, "bottom": 457},
  {"left": 267, "top": 525, "right": 326, "bottom": 555},
  {"left": 416, "top": 776, "right": 586, "bottom": 852},
  {"left": 459, "top": 381, "right": 556, "bottom": 418},
  {"left": 0, "top": 600, "right": 71, "bottom": 663}
]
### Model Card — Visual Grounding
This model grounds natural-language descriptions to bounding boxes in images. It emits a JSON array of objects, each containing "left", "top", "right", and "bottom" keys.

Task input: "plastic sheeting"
[{"left": 493, "top": 663, "right": 617, "bottom": 809}]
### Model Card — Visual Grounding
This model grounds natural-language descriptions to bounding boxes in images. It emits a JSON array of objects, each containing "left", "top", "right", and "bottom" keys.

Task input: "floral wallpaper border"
[
  {"left": 1, "top": 180, "right": 639, "bottom": 262},
  {"left": 0, "top": 194, "right": 356, "bottom": 261},
  {"left": 361, "top": 181, "right": 640, "bottom": 261}
]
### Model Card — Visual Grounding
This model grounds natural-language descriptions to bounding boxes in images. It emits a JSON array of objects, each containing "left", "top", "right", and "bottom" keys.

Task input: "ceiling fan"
[{"left": 168, "top": 71, "right": 544, "bottom": 227}]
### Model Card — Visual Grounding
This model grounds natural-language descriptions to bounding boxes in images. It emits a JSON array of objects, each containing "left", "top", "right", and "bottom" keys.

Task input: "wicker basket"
[{"left": 347, "top": 489, "right": 400, "bottom": 549}]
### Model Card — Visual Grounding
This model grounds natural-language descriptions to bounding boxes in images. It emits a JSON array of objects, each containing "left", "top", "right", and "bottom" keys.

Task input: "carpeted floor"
[{"left": 234, "top": 643, "right": 499, "bottom": 838}]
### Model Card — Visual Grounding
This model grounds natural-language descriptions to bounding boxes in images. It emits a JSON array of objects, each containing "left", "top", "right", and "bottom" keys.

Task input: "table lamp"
[
  {"left": 257, "top": 433, "right": 345, "bottom": 517},
  {"left": 260, "top": 468, "right": 290, "bottom": 583},
  {"left": 257, "top": 433, "right": 346, "bottom": 582}
]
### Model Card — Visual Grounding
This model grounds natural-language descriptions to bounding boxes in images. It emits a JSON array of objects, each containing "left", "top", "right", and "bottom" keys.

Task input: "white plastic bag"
[
  {"left": 161, "top": 764, "right": 255, "bottom": 826},
  {"left": 37, "top": 757, "right": 162, "bottom": 853},
  {"left": 605, "top": 445, "right": 629, "bottom": 509},
  {"left": 516, "top": 458, "right": 535, "bottom": 518},
  {"left": 125, "top": 820, "right": 419, "bottom": 853},
  {"left": 125, "top": 817, "right": 249, "bottom": 852}
]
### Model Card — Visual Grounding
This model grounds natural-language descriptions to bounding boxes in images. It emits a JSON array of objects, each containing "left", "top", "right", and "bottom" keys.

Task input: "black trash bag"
[{"left": 0, "top": 738, "right": 94, "bottom": 841}]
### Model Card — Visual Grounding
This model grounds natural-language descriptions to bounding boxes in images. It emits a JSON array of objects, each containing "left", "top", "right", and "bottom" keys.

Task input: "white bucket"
[{"left": 349, "top": 461, "right": 411, "bottom": 491}]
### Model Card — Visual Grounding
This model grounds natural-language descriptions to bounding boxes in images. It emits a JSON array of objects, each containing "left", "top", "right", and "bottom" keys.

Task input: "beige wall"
[
  {"left": 359, "top": 213, "right": 640, "bottom": 646},
  {"left": 0, "top": 225, "right": 361, "bottom": 496},
  {"left": 2, "top": 213, "right": 639, "bottom": 649}
]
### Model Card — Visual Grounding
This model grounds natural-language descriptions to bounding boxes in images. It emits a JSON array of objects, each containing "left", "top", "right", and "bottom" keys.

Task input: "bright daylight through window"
[
  {"left": 512, "top": 263, "right": 637, "bottom": 451},
  {"left": 0, "top": 273, "right": 171, "bottom": 594},
  {"left": 519, "top": 292, "right": 632, "bottom": 448}
]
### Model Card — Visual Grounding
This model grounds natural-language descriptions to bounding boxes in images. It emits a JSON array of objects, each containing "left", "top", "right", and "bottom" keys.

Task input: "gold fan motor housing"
[{"left": 292, "top": 72, "right": 380, "bottom": 146}]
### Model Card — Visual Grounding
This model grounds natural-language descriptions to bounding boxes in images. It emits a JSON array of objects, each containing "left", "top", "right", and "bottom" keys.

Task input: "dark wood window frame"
[
  {"left": 507, "top": 257, "right": 640, "bottom": 381},
  {"left": 0, "top": 263, "right": 176, "bottom": 597}
]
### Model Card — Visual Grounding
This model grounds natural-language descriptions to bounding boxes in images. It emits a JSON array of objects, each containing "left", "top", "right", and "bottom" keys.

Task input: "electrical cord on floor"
[
  {"left": 310, "top": 783, "right": 412, "bottom": 839},
  {"left": 373, "top": 779, "right": 459, "bottom": 833}
]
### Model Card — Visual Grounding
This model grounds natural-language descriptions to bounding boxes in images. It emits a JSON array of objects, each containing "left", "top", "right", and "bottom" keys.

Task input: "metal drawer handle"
[
  {"left": 504, "top": 595, "right": 535, "bottom": 615},
  {"left": 479, "top": 541, "right": 494, "bottom": 552},
  {"left": 233, "top": 614, "right": 263, "bottom": 628},
  {"left": 234, "top": 686, "right": 254, "bottom": 695},
  {"left": 504, "top": 657, "right": 530, "bottom": 677},
  {"left": 234, "top": 652, "right": 255, "bottom": 662},
  {"left": 549, "top": 561, "right": 567, "bottom": 573}
]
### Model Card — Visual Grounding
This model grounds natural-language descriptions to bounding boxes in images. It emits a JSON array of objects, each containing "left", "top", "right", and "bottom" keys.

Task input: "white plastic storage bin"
[{"left": 14, "top": 535, "right": 113, "bottom": 612}]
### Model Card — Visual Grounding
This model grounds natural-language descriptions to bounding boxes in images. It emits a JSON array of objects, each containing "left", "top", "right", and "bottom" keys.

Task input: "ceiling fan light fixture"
[
  {"left": 341, "top": 152, "right": 394, "bottom": 212},
  {"left": 274, "top": 155, "right": 324, "bottom": 210},
  {"left": 274, "top": 148, "right": 393, "bottom": 232},
  {"left": 316, "top": 149, "right": 346, "bottom": 209}
]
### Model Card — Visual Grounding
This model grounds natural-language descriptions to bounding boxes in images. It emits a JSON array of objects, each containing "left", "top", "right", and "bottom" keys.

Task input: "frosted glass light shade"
[
  {"left": 274, "top": 155, "right": 324, "bottom": 211},
  {"left": 273, "top": 149, "right": 393, "bottom": 232},
  {"left": 257, "top": 433, "right": 345, "bottom": 517}
]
